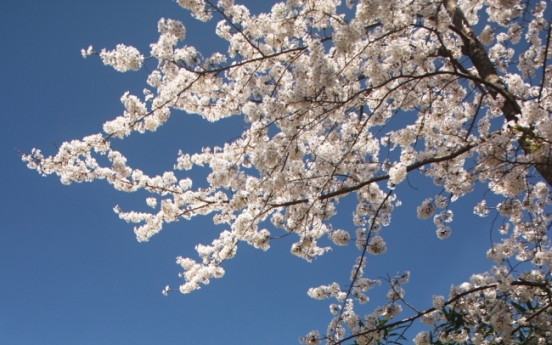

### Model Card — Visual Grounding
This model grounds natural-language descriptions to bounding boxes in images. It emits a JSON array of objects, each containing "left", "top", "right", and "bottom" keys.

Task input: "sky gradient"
[{"left": 2, "top": 1, "right": 503, "bottom": 344}]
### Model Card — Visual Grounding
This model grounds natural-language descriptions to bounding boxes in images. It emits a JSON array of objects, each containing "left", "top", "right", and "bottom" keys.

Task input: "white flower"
[
  {"left": 382, "top": 303, "right": 402, "bottom": 319},
  {"left": 386, "top": 286, "right": 405, "bottom": 301},
  {"left": 158, "top": 18, "right": 186, "bottom": 40},
  {"left": 367, "top": 236, "right": 387, "bottom": 255},
  {"left": 496, "top": 33, "right": 509, "bottom": 42},
  {"left": 175, "top": 151, "right": 193, "bottom": 170},
  {"left": 413, "top": 331, "right": 431, "bottom": 345},
  {"left": 398, "top": 271, "right": 410, "bottom": 284},
  {"left": 432, "top": 295, "right": 445, "bottom": 309},
  {"left": 300, "top": 331, "right": 321, "bottom": 345},
  {"left": 330, "top": 229, "right": 350, "bottom": 246},
  {"left": 436, "top": 226, "right": 452, "bottom": 239},
  {"left": 146, "top": 197, "right": 157, "bottom": 208},
  {"left": 329, "top": 304, "right": 340, "bottom": 315},
  {"left": 435, "top": 195, "right": 447, "bottom": 208},
  {"left": 100, "top": 44, "right": 143, "bottom": 72},
  {"left": 421, "top": 310, "right": 440, "bottom": 325},
  {"left": 81, "top": 45, "right": 95, "bottom": 58},
  {"left": 307, "top": 287, "right": 329, "bottom": 300},
  {"left": 388, "top": 163, "right": 407, "bottom": 187},
  {"left": 479, "top": 25, "right": 494, "bottom": 45},
  {"left": 417, "top": 199, "right": 436, "bottom": 219},
  {"left": 474, "top": 200, "right": 489, "bottom": 217}
]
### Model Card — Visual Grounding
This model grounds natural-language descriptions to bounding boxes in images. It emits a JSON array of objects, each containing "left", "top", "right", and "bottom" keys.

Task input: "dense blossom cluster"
[{"left": 23, "top": 0, "right": 552, "bottom": 344}]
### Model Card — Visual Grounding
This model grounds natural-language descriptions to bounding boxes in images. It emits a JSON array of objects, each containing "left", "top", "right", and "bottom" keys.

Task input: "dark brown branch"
[{"left": 270, "top": 143, "right": 475, "bottom": 208}]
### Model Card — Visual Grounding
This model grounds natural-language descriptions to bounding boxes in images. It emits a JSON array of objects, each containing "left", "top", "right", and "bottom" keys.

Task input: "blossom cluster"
[{"left": 23, "top": 0, "right": 552, "bottom": 344}]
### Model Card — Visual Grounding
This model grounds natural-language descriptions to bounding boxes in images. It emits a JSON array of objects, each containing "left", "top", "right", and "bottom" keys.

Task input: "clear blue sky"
[{"left": 2, "top": 1, "right": 501, "bottom": 344}]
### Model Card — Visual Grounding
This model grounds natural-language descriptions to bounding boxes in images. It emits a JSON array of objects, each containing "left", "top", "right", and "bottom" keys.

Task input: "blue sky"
[{"left": 2, "top": 1, "right": 505, "bottom": 344}]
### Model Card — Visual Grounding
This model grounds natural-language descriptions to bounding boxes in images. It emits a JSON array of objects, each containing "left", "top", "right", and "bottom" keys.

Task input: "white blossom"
[
  {"left": 330, "top": 229, "right": 350, "bottom": 246},
  {"left": 474, "top": 200, "right": 490, "bottom": 217},
  {"left": 81, "top": 45, "right": 95, "bottom": 58},
  {"left": 413, "top": 331, "right": 431, "bottom": 345},
  {"left": 436, "top": 225, "right": 452, "bottom": 239},
  {"left": 146, "top": 197, "right": 157, "bottom": 208},
  {"left": 432, "top": 295, "right": 445, "bottom": 309},
  {"left": 24, "top": 1, "right": 552, "bottom": 344},
  {"left": 417, "top": 199, "right": 436, "bottom": 219},
  {"left": 99, "top": 44, "right": 144, "bottom": 72},
  {"left": 389, "top": 163, "right": 407, "bottom": 187},
  {"left": 300, "top": 330, "right": 321, "bottom": 345},
  {"left": 367, "top": 236, "right": 387, "bottom": 255}
]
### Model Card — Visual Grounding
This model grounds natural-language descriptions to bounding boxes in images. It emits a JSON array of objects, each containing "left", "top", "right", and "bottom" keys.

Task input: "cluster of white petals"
[
  {"left": 24, "top": 0, "right": 552, "bottom": 344},
  {"left": 81, "top": 45, "right": 95, "bottom": 58},
  {"left": 99, "top": 44, "right": 144, "bottom": 72}
]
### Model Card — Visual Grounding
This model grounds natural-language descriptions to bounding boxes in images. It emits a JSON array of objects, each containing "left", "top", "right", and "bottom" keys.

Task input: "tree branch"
[{"left": 270, "top": 143, "right": 475, "bottom": 208}]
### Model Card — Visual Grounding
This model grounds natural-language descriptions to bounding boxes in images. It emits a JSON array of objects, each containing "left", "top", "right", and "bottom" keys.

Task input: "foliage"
[{"left": 23, "top": 0, "right": 552, "bottom": 344}]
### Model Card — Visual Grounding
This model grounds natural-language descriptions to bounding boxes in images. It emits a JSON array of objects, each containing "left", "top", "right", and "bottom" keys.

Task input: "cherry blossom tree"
[{"left": 23, "top": 0, "right": 552, "bottom": 344}]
